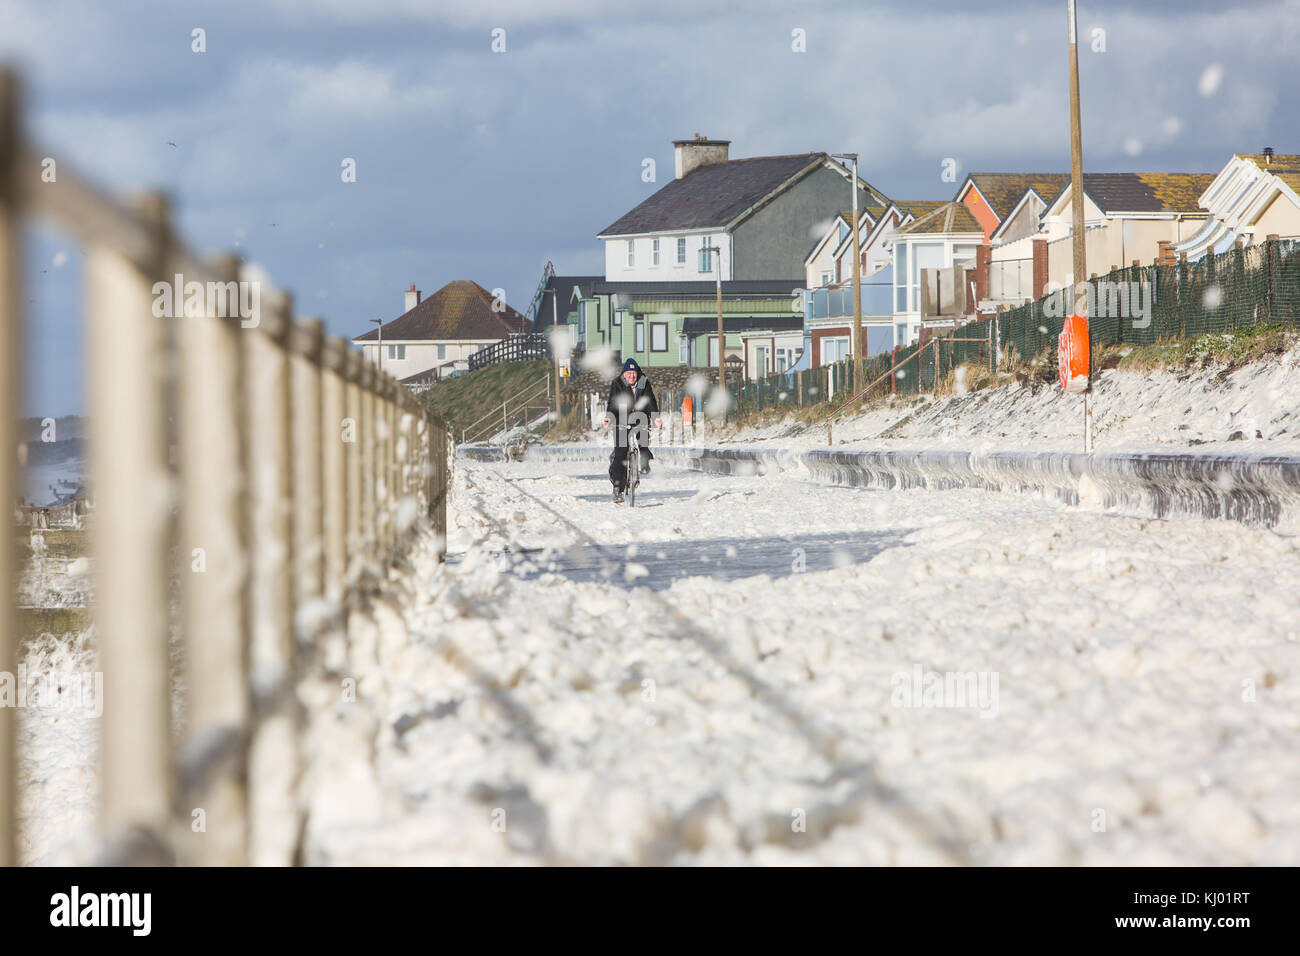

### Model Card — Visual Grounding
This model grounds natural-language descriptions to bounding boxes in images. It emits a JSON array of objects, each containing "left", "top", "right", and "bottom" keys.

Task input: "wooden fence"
[
  {"left": 0, "top": 68, "right": 450, "bottom": 866},
  {"left": 467, "top": 331, "right": 552, "bottom": 371}
]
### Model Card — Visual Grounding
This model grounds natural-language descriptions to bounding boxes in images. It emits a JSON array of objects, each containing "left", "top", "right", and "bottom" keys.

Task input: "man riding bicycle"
[{"left": 603, "top": 358, "right": 661, "bottom": 504}]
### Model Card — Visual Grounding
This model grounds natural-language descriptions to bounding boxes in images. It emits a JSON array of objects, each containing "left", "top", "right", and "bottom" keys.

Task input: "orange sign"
[
  {"left": 682, "top": 395, "right": 693, "bottom": 424},
  {"left": 1059, "top": 314, "right": 1090, "bottom": 393}
]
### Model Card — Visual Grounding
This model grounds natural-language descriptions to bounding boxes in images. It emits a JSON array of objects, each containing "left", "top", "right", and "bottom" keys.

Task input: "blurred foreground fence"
[
  {"left": 0, "top": 69, "right": 449, "bottom": 866},
  {"left": 719, "top": 238, "right": 1300, "bottom": 416}
]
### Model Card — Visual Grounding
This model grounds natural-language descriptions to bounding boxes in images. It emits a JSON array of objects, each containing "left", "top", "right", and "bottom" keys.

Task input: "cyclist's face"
[{"left": 622, "top": 370, "right": 638, "bottom": 386}]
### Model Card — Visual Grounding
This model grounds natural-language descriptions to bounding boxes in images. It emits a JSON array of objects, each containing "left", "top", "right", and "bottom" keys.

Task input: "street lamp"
[
  {"left": 370, "top": 318, "right": 384, "bottom": 374},
  {"left": 701, "top": 243, "right": 724, "bottom": 394},
  {"left": 832, "top": 152, "right": 863, "bottom": 397}
]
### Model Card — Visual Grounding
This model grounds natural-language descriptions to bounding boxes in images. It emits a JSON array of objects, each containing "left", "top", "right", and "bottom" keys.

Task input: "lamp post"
[
  {"left": 832, "top": 152, "right": 862, "bottom": 397},
  {"left": 705, "top": 244, "right": 723, "bottom": 393},
  {"left": 370, "top": 318, "right": 383, "bottom": 374}
]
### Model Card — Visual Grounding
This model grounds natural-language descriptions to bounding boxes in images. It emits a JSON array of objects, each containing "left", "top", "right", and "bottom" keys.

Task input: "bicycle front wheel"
[{"left": 628, "top": 447, "right": 639, "bottom": 508}]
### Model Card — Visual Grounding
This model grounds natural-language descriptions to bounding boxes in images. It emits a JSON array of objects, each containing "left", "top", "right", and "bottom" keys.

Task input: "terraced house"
[{"left": 984, "top": 172, "right": 1216, "bottom": 306}]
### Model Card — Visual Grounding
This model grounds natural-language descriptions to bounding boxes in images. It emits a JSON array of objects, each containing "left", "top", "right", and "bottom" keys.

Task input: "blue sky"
[{"left": 4, "top": 0, "right": 1297, "bottom": 416}]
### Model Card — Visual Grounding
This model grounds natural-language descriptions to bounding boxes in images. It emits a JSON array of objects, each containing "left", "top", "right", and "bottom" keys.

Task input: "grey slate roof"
[
  {"left": 597, "top": 154, "right": 830, "bottom": 236},
  {"left": 536, "top": 275, "right": 603, "bottom": 329},
  {"left": 1042, "top": 173, "right": 1217, "bottom": 214}
]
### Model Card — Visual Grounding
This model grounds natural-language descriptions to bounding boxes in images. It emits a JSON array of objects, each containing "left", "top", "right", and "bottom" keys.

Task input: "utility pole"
[
  {"left": 1067, "top": 0, "right": 1093, "bottom": 451},
  {"left": 833, "top": 153, "right": 862, "bottom": 397},
  {"left": 370, "top": 318, "right": 384, "bottom": 375}
]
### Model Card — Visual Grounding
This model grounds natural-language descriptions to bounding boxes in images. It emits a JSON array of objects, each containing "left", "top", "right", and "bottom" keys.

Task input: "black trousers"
[{"left": 608, "top": 424, "right": 653, "bottom": 490}]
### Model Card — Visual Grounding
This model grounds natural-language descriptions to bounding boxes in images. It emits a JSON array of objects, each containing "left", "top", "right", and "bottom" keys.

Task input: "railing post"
[
  {"left": 290, "top": 317, "right": 323, "bottom": 612},
  {"left": 246, "top": 287, "right": 300, "bottom": 866},
  {"left": 358, "top": 359, "right": 376, "bottom": 571},
  {"left": 0, "top": 67, "right": 20, "bottom": 868},
  {"left": 386, "top": 378, "right": 399, "bottom": 555},
  {"left": 177, "top": 251, "right": 250, "bottom": 866},
  {"left": 88, "top": 191, "right": 175, "bottom": 864},
  {"left": 343, "top": 350, "right": 363, "bottom": 588},
  {"left": 321, "top": 336, "right": 348, "bottom": 603}
]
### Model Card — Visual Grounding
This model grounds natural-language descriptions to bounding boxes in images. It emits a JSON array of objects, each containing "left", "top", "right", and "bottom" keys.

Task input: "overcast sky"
[{"left": 4, "top": 0, "right": 1298, "bottom": 415}]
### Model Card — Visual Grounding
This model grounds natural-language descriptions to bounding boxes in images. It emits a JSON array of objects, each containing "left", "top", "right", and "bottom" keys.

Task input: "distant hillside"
[{"left": 421, "top": 360, "right": 554, "bottom": 440}]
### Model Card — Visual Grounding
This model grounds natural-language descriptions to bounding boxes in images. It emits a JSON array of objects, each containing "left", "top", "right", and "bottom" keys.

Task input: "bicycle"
[{"left": 603, "top": 413, "right": 659, "bottom": 506}]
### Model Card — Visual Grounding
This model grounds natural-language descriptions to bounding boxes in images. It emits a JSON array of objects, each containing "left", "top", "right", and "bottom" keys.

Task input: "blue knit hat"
[{"left": 621, "top": 358, "right": 643, "bottom": 375}]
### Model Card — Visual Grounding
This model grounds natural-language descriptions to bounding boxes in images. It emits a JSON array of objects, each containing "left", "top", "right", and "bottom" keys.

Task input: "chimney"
[
  {"left": 405, "top": 284, "right": 421, "bottom": 312},
  {"left": 1263, "top": 146, "right": 1275, "bottom": 165},
  {"left": 673, "top": 134, "right": 731, "bottom": 179}
]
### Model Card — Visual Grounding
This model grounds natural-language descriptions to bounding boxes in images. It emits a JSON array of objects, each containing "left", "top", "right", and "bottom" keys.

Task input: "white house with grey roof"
[{"left": 597, "top": 136, "right": 888, "bottom": 284}]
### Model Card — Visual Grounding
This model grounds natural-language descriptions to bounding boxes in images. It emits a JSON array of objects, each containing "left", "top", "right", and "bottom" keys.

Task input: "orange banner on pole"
[
  {"left": 682, "top": 394, "right": 693, "bottom": 425},
  {"left": 1059, "top": 314, "right": 1089, "bottom": 394}
]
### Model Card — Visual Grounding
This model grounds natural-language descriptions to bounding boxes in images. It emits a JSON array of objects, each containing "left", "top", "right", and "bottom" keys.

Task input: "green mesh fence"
[{"left": 718, "top": 239, "right": 1300, "bottom": 416}]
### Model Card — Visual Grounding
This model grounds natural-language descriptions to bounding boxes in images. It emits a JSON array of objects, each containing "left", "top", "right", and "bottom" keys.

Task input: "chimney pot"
[{"left": 405, "top": 285, "right": 421, "bottom": 312}]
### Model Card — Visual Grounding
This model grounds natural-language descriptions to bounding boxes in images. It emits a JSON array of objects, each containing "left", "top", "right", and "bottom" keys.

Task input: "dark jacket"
[{"left": 607, "top": 370, "right": 659, "bottom": 427}]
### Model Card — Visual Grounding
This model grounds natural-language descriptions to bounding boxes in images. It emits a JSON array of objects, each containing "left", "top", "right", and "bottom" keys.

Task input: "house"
[
  {"left": 597, "top": 135, "right": 889, "bottom": 288},
  {"left": 556, "top": 278, "right": 803, "bottom": 376},
  {"left": 980, "top": 172, "right": 1216, "bottom": 307},
  {"left": 1035, "top": 172, "right": 1215, "bottom": 290},
  {"left": 531, "top": 272, "right": 603, "bottom": 333},
  {"left": 955, "top": 173, "right": 1070, "bottom": 243},
  {"left": 353, "top": 280, "right": 530, "bottom": 383},
  {"left": 1175, "top": 150, "right": 1300, "bottom": 258},
  {"left": 885, "top": 202, "right": 985, "bottom": 341},
  {"left": 801, "top": 200, "right": 948, "bottom": 364}
]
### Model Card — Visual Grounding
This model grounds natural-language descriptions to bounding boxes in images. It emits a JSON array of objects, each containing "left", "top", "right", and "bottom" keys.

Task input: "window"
[
  {"left": 437, "top": 344, "right": 446, "bottom": 360},
  {"left": 650, "top": 322, "right": 668, "bottom": 352},
  {"left": 677, "top": 237, "right": 686, "bottom": 264},
  {"left": 635, "top": 322, "right": 645, "bottom": 352},
  {"left": 699, "top": 236, "right": 713, "bottom": 273},
  {"left": 820, "top": 272, "right": 831, "bottom": 287},
  {"left": 679, "top": 336, "right": 689, "bottom": 364},
  {"left": 822, "top": 336, "right": 850, "bottom": 364},
  {"left": 756, "top": 346, "right": 769, "bottom": 377},
  {"left": 627, "top": 239, "right": 635, "bottom": 267},
  {"left": 652, "top": 238, "right": 660, "bottom": 266},
  {"left": 613, "top": 310, "right": 622, "bottom": 326},
  {"left": 387, "top": 344, "right": 405, "bottom": 360},
  {"left": 578, "top": 301, "right": 588, "bottom": 334},
  {"left": 708, "top": 336, "right": 719, "bottom": 367}
]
